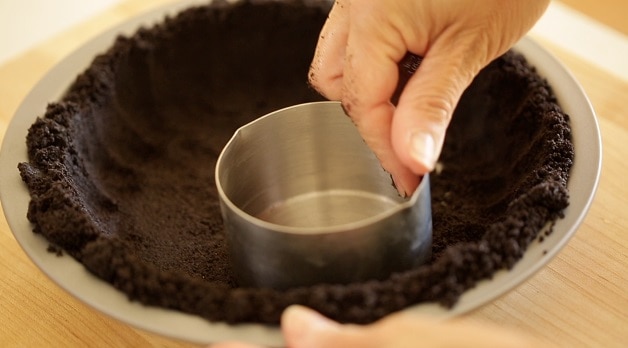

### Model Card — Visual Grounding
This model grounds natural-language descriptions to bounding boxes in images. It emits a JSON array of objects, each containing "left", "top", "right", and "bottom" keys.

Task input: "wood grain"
[{"left": 1, "top": 1, "right": 626, "bottom": 347}]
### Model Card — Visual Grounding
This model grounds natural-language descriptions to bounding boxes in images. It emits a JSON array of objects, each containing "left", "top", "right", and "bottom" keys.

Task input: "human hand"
[
  {"left": 309, "top": 0, "right": 549, "bottom": 196},
  {"left": 211, "top": 305, "right": 554, "bottom": 348}
]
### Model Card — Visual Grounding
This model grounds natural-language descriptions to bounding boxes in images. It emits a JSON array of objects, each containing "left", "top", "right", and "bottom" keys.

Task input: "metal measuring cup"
[{"left": 215, "top": 101, "right": 432, "bottom": 290}]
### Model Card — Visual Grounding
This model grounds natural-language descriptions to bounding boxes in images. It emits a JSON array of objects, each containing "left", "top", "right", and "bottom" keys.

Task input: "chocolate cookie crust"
[{"left": 18, "top": 0, "right": 573, "bottom": 324}]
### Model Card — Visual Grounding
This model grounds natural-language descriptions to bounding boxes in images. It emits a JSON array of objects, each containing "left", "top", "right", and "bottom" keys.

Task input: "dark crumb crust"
[{"left": 18, "top": 0, "right": 573, "bottom": 324}]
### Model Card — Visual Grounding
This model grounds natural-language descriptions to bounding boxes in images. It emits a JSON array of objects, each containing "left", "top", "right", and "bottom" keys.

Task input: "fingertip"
[
  {"left": 282, "top": 305, "right": 339, "bottom": 334},
  {"left": 409, "top": 131, "right": 436, "bottom": 173},
  {"left": 391, "top": 81, "right": 456, "bottom": 175},
  {"left": 209, "top": 342, "right": 263, "bottom": 348},
  {"left": 391, "top": 106, "right": 441, "bottom": 179},
  {"left": 282, "top": 306, "right": 374, "bottom": 348},
  {"left": 392, "top": 117, "right": 444, "bottom": 177}
]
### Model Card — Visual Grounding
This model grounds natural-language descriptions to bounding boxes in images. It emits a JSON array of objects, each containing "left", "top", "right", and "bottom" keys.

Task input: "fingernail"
[
  {"left": 410, "top": 132, "right": 435, "bottom": 170},
  {"left": 282, "top": 305, "right": 338, "bottom": 340}
]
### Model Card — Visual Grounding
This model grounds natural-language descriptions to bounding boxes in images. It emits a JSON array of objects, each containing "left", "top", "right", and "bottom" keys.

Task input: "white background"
[{"left": 0, "top": 0, "right": 122, "bottom": 64}]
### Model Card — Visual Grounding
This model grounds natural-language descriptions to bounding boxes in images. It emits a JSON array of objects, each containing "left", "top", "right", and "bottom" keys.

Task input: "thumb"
[
  {"left": 392, "top": 45, "right": 483, "bottom": 175},
  {"left": 281, "top": 305, "right": 366, "bottom": 348}
]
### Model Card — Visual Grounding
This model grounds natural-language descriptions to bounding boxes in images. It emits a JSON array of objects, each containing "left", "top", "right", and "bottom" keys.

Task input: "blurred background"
[
  {"left": 1, "top": 0, "right": 627, "bottom": 78},
  {"left": 0, "top": 0, "right": 123, "bottom": 64}
]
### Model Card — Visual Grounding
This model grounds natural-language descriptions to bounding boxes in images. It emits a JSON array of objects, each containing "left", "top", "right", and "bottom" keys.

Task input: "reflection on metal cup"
[{"left": 215, "top": 101, "right": 432, "bottom": 290}]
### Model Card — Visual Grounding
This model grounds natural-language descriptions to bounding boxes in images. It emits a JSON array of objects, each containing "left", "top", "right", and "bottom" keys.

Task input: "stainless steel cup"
[{"left": 215, "top": 101, "right": 432, "bottom": 290}]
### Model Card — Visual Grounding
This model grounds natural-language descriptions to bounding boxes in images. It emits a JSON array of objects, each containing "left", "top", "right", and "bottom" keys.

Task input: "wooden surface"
[
  {"left": 1, "top": 1, "right": 626, "bottom": 347},
  {"left": 560, "top": 0, "right": 628, "bottom": 36}
]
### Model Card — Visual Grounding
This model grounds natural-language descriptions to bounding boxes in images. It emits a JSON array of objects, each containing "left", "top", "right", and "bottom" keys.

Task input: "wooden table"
[{"left": 1, "top": 1, "right": 626, "bottom": 347}]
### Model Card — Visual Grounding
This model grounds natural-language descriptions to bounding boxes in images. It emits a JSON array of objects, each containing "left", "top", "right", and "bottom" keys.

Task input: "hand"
[
  {"left": 211, "top": 305, "right": 554, "bottom": 348},
  {"left": 309, "top": 0, "right": 549, "bottom": 196}
]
